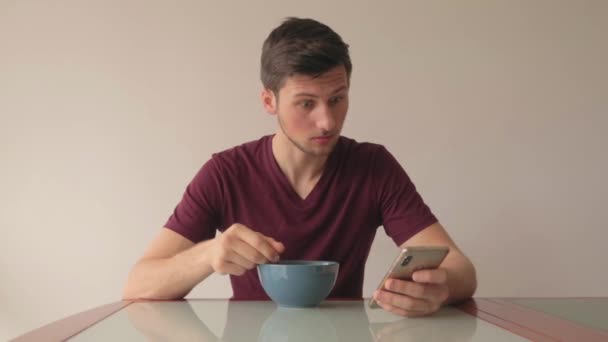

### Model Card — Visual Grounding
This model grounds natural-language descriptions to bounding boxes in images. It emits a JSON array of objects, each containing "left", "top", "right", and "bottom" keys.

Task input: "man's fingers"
[
  {"left": 384, "top": 279, "right": 444, "bottom": 301},
  {"left": 232, "top": 226, "right": 283, "bottom": 262},
  {"left": 230, "top": 238, "right": 272, "bottom": 264},
  {"left": 265, "top": 237, "right": 285, "bottom": 254},
  {"left": 225, "top": 248, "right": 257, "bottom": 270},
  {"left": 374, "top": 290, "right": 431, "bottom": 312},
  {"left": 375, "top": 298, "right": 422, "bottom": 318},
  {"left": 412, "top": 268, "right": 447, "bottom": 284}
]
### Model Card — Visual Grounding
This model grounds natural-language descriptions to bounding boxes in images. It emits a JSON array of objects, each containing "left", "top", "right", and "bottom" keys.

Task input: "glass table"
[{"left": 11, "top": 298, "right": 608, "bottom": 341}]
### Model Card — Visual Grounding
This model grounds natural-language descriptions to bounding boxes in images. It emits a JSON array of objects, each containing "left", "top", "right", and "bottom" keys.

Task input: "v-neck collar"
[{"left": 266, "top": 135, "right": 341, "bottom": 209}]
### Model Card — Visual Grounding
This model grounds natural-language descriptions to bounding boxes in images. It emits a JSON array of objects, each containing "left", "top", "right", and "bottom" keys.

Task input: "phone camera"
[{"left": 401, "top": 255, "right": 413, "bottom": 266}]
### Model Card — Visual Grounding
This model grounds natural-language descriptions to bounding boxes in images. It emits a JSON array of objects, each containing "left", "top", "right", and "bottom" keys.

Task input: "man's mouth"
[{"left": 311, "top": 135, "right": 334, "bottom": 144}]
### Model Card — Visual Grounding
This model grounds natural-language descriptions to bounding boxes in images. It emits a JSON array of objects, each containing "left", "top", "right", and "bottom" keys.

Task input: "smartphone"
[{"left": 368, "top": 246, "right": 450, "bottom": 308}]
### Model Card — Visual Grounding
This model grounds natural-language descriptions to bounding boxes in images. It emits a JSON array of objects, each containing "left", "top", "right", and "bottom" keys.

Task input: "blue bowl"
[{"left": 257, "top": 260, "right": 339, "bottom": 308}]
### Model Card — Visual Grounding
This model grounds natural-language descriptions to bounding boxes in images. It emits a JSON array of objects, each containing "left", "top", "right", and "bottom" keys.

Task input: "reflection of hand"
[
  {"left": 370, "top": 308, "right": 478, "bottom": 342},
  {"left": 372, "top": 268, "right": 449, "bottom": 317},
  {"left": 126, "top": 301, "right": 220, "bottom": 342},
  {"left": 372, "top": 319, "right": 426, "bottom": 342}
]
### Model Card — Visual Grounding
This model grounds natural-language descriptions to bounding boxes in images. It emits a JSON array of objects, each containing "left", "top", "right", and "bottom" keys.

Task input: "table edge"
[{"left": 10, "top": 301, "right": 132, "bottom": 342}]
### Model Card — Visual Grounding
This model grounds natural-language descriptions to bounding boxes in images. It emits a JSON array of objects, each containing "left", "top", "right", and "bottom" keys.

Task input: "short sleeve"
[
  {"left": 373, "top": 146, "right": 438, "bottom": 246},
  {"left": 164, "top": 157, "right": 223, "bottom": 243}
]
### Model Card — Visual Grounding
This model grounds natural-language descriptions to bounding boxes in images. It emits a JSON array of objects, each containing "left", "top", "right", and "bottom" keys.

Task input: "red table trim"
[
  {"left": 457, "top": 297, "right": 608, "bottom": 342},
  {"left": 457, "top": 299, "right": 556, "bottom": 341}
]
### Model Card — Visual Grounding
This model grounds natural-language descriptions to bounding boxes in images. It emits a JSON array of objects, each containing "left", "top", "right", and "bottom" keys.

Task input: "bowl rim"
[{"left": 258, "top": 260, "right": 338, "bottom": 267}]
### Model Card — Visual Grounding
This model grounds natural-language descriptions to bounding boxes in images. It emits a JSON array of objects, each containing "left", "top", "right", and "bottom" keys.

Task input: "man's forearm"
[
  {"left": 122, "top": 240, "right": 215, "bottom": 300},
  {"left": 443, "top": 252, "right": 477, "bottom": 304}
]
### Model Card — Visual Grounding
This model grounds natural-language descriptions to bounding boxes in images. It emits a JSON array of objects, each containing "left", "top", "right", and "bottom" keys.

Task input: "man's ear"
[{"left": 261, "top": 88, "right": 278, "bottom": 115}]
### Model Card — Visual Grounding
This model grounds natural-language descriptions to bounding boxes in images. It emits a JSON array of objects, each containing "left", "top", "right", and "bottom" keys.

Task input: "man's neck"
[{"left": 271, "top": 132, "right": 328, "bottom": 188}]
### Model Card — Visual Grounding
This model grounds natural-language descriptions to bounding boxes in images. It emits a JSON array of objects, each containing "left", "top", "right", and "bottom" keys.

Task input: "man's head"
[
  {"left": 261, "top": 17, "right": 352, "bottom": 156},
  {"left": 261, "top": 17, "right": 352, "bottom": 94}
]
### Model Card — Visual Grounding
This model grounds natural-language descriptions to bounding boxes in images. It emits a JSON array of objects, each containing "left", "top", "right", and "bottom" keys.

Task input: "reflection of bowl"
[
  {"left": 257, "top": 260, "right": 339, "bottom": 308},
  {"left": 258, "top": 307, "right": 338, "bottom": 342}
]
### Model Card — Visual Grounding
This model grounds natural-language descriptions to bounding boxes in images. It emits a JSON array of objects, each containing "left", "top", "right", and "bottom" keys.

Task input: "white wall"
[{"left": 1, "top": 0, "right": 607, "bottom": 340}]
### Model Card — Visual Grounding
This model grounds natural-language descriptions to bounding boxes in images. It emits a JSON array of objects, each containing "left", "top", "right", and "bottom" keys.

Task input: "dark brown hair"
[{"left": 261, "top": 17, "right": 352, "bottom": 95}]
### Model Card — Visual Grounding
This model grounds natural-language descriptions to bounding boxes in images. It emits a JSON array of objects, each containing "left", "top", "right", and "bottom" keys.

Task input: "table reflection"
[
  {"left": 126, "top": 301, "right": 219, "bottom": 342},
  {"left": 125, "top": 300, "right": 478, "bottom": 342},
  {"left": 224, "top": 301, "right": 372, "bottom": 342},
  {"left": 258, "top": 307, "right": 338, "bottom": 341}
]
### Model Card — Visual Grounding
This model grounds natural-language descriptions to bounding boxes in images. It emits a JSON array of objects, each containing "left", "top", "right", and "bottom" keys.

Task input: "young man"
[{"left": 123, "top": 17, "right": 476, "bottom": 317}]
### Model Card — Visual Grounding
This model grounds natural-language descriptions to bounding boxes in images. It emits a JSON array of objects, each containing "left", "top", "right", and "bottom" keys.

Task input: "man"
[{"left": 123, "top": 17, "right": 476, "bottom": 317}]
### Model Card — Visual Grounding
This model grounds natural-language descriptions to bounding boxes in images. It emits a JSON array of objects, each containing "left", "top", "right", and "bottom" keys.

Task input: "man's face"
[{"left": 262, "top": 66, "right": 349, "bottom": 156}]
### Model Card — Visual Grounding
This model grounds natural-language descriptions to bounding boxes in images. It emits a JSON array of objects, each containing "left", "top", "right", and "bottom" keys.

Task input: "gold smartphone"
[{"left": 368, "top": 246, "right": 450, "bottom": 309}]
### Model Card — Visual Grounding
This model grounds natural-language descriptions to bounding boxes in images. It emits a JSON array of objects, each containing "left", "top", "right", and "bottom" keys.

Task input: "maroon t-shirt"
[{"left": 165, "top": 135, "right": 437, "bottom": 299}]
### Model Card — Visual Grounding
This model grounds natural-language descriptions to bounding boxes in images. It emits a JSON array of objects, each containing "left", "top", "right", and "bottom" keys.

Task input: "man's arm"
[
  {"left": 122, "top": 228, "right": 214, "bottom": 300},
  {"left": 401, "top": 222, "right": 477, "bottom": 304},
  {"left": 122, "top": 225, "right": 285, "bottom": 300}
]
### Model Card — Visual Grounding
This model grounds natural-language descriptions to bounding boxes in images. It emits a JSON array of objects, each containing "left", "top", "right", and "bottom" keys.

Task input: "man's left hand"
[{"left": 372, "top": 268, "right": 450, "bottom": 317}]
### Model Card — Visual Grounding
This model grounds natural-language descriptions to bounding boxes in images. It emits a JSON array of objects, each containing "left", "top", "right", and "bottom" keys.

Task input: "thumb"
[{"left": 265, "top": 236, "right": 285, "bottom": 253}]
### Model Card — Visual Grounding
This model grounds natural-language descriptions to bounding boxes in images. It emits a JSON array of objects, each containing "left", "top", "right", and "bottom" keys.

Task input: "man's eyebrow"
[
  {"left": 330, "top": 85, "right": 348, "bottom": 95},
  {"left": 293, "top": 85, "right": 348, "bottom": 98},
  {"left": 294, "top": 92, "right": 318, "bottom": 98}
]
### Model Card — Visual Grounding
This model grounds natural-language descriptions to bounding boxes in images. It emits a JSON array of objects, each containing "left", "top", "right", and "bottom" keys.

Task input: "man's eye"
[
  {"left": 329, "top": 96, "right": 344, "bottom": 105},
  {"left": 300, "top": 100, "right": 314, "bottom": 109}
]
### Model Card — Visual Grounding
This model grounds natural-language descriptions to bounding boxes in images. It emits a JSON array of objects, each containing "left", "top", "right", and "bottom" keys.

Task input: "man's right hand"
[
  {"left": 204, "top": 223, "right": 285, "bottom": 276},
  {"left": 123, "top": 224, "right": 284, "bottom": 299}
]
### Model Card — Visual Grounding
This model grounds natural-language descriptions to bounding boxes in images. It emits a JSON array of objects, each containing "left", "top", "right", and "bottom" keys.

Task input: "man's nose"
[{"left": 315, "top": 106, "right": 336, "bottom": 132}]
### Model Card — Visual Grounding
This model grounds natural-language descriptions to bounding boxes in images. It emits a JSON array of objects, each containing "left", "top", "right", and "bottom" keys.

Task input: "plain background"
[{"left": 1, "top": 0, "right": 607, "bottom": 340}]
